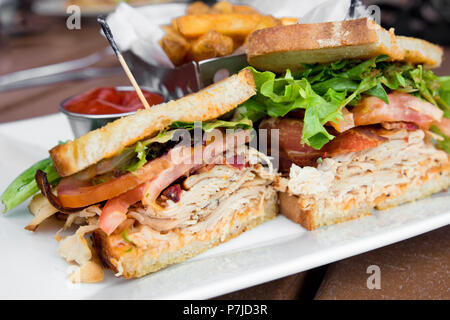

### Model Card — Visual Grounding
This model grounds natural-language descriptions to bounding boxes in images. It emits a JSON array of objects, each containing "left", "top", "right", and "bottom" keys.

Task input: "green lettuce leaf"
[
  {"left": 239, "top": 57, "right": 450, "bottom": 151},
  {"left": 438, "top": 76, "right": 450, "bottom": 118},
  {"left": 1, "top": 158, "right": 60, "bottom": 213},
  {"left": 125, "top": 141, "right": 148, "bottom": 172},
  {"left": 365, "top": 82, "right": 389, "bottom": 104},
  {"left": 431, "top": 125, "right": 450, "bottom": 153},
  {"left": 241, "top": 65, "right": 386, "bottom": 149},
  {"left": 124, "top": 118, "right": 253, "bottom": 172},
  {"left": 170, "top": 117, "right": 253, "bottom": 132},
  {"left": 233, "top": 98, "right": 267, "bottom": 122},
  {"left": 337, "top": 55, "right": 388, "bottom": 80},
  {"left": 312, "top": 78, "right": 359, "bottom": 95}
]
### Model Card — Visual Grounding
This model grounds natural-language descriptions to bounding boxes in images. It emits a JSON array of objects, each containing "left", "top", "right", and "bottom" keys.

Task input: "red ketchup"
[{"left": 63, "top": 87, "right": 164, "bottom": 115}]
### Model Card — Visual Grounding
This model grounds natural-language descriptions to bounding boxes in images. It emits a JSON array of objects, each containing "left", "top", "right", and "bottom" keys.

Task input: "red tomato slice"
[
  {"left": 260, "top": 118, "right": 325, "bottom": 169},
  {"left": 56, "top": 147, "right": 187, "bottom": 208},
  {"left": 99, "top": 184, "right": 146, "bottom": 235}
]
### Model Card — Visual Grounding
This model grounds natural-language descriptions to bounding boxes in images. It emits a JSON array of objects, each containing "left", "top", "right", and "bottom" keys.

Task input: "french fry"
[
  {"left": 161, "top": 25, "right": 181, "bottom": 38},
  {"left": 175, "top": 14, "right": 271, "bottom": 38},
  {"left": 171, "top": 18, "right": 179, "bottom": 32},
  {"left": 232, "top": 5, "right": 259, "bottom": 14},
  {"left": 159, "top": 31, "right": 191, "bottom": 66},
  {"left": 232, "top": 37, "right": 246, "bottom": 51},
  {"left": 281, "top": 17, "right": 299, "bottom": 25},
  {"left": 254, "top": 15, "right": 282, "bottom": 31},
  {"left": 211, "top": 1, "right": 234, "bottom": 14},
  {"left": 186, "top": 1, "right": 211, "bottom": 15},
  {"left": 190, "top": 30, "right": 234, "bottom": 62},
  {"left": 160, "top": 1, "right": 296, "bottom": 64}
]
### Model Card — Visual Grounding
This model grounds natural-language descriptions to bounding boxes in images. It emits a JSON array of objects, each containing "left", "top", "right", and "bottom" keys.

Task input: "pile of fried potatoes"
[{"left": 159, "top": 1, "right": 297, "bottom": 66}]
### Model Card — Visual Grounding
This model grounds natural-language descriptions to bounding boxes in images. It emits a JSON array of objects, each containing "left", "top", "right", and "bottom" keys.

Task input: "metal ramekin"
[{"left": 59, "top": 86, "right": 162, "bottom": 138}]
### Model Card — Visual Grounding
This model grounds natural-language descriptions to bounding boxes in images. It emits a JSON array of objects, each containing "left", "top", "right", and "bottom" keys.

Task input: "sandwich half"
[
  {"left": 1, "top": 69, "right": 278, "bottom": 281},
  {"left": 239, "top": 18, "right": 450, "bottom": 230}
]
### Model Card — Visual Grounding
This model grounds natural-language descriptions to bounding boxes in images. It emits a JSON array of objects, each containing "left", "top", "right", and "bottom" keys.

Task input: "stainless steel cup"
[{"left": 59, "top": 86, "right": 162, "bottom": 138}]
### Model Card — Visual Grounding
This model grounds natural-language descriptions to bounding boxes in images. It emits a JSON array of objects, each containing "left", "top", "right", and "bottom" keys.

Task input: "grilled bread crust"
[
  {"left": 92, "top": 190, "right": 278, "bottom": 278},
  {"left": 50, "top": 69, "right": 255, "bottom": 177},
  {"left": 396, "top": 35, "right": 443, "bottom": 67},
  {"left": 279, "top": 162, "right": 450, "bottom": 230},
  {"left": 247, "top": 18, "right": 442, "bottom": 72}
]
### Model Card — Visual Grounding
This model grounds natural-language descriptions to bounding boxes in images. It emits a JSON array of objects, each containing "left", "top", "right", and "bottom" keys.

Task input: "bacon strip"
[
  {"left": 435, "top": 117, "right": 450, "bottom": 137},
  {"left": 323, "top": 127, "right": 388, "bottom": 157},
  {"left": 327, "top": 107, "right": 355, "bottom": 132},
  {"left": 380, "top": 121, "right": 419, "bottom": 131},
  {"left": 141, "top": 130, "right": 250, "bottom": 205},
  {"left": 353, "top": 92, "right": 443, "bottom": 129}
]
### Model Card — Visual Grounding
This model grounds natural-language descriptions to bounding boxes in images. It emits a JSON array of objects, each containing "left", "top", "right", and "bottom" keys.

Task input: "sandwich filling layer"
[
  {"left": 276, "top": 129, "right": 449, "bottom": 212},
  {"left": 237, "top": 53, "right": 450, "bottom": 230},
  {"left": 55, "top": 146, "right": 276, "bottom": 279},
  {"left": 94, "top": 161, "right": 277, "bottom": 278}
]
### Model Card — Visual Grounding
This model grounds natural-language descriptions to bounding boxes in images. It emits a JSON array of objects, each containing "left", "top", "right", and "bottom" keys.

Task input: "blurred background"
[{"left": 1, "top": 0, "right": 450, "bottom": 123}]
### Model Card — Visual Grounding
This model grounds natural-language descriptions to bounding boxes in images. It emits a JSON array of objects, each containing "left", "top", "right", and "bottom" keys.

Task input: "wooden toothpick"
[{"left": 97, "top": 15, "right": 152, "bottom": 111}]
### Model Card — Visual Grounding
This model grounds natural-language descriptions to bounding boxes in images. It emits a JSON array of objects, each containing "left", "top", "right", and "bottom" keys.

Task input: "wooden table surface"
[{"left": 1, "top": 15, "right": 449, "bottom": 300}]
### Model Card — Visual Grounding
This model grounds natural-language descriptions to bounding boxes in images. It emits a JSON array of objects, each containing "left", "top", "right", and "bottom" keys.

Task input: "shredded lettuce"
[
  {"left": 438, "top": 76, "right": 450, "bottom": 118},
  {"left": 169, "top": 117, "right": 252, "bottom": 132},
  {"left": 122, "top": 229, "right": 137, "bottom": 248},
  {"left": 236, "top": 57, "right": 450, "bottom": 151},
  {"left": 430, "top": 77, "right": 450, "bottom": 152},
  {"left": 431, "top": 125, "right": 450, "bottom": 154},
  {"left": 120, "top": 118, "right": 253, "bottom": 173},
  {"left": 125, "top": 141, "right": 149, "bottom": 172}
]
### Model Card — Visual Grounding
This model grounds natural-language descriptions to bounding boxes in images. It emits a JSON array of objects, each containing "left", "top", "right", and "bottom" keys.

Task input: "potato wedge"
[
  {"left": 191, "top": 30, "right": 234, "bottom": 61},
  {"left": 254, "top": 15, "right": 282, "bottom": 31},
  {"left": 175, "top": 14, "right": 270, "bottom": 38},
  {"left": 281, "top": 17, "right": 299, "bottom": 25},
  {"left": 232, "top": 5, "right": 259, "bottom": 14},
  {"left": 159, "top": 31, "right": 191, "bottom": 66},
  {"left": 211, "top": 1, "right": 234, "bottom": 14},
  {"left": 186, "top": 1, "right": 210, "bottom": 15},
  {"left": 161, "top": 25, "right": 182, "bottom": 38},
  {"left": 161, "top": 1, "right": 292, "bottom": 63}
]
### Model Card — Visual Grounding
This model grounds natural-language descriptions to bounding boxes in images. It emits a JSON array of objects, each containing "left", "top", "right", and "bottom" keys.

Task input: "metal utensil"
[
  {"left": 0, "top": 23, "right": 249, "bottom": 97},
  {"left": 0, "top": 66, "right": 122, "bottom": 92},
  {"left": 0, "top": 47, "right": 113, "bottom": 89},
  {"left": 123, "top": 51, "right": 249, "bottom": 101}
]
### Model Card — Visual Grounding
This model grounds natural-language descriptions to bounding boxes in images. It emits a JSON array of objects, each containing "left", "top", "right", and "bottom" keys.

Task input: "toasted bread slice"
[
  {"left": 93, "top": 187, "right": 278, "bottom": 278},
  {"left": 247, "top": 18, "right": 442, "bottom": 72},
  {"left": 280, "top": 162, "right": 450, "bottom": 230},
  {"left": 396, "top": 35, "right": 443, "bottom": 68},
  {"left": 50, "top": 69, "right": 255, "bottom": 177}
]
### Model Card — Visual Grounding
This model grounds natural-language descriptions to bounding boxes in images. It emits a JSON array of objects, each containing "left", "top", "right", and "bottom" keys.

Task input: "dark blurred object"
[
  {"left": 0, "top": 0, "right": 45, "bottom": 38},
  {"left": 368, "top": 0, "right": 450, "bottom": 45},
  {"left": 0, "top": 0, "right": 17, "bottom": 39}
]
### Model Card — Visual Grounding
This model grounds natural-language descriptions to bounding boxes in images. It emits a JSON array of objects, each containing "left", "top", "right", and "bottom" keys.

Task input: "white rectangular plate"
[{"left": 0, "top": 114, "right": 449, "bottom": 299}]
